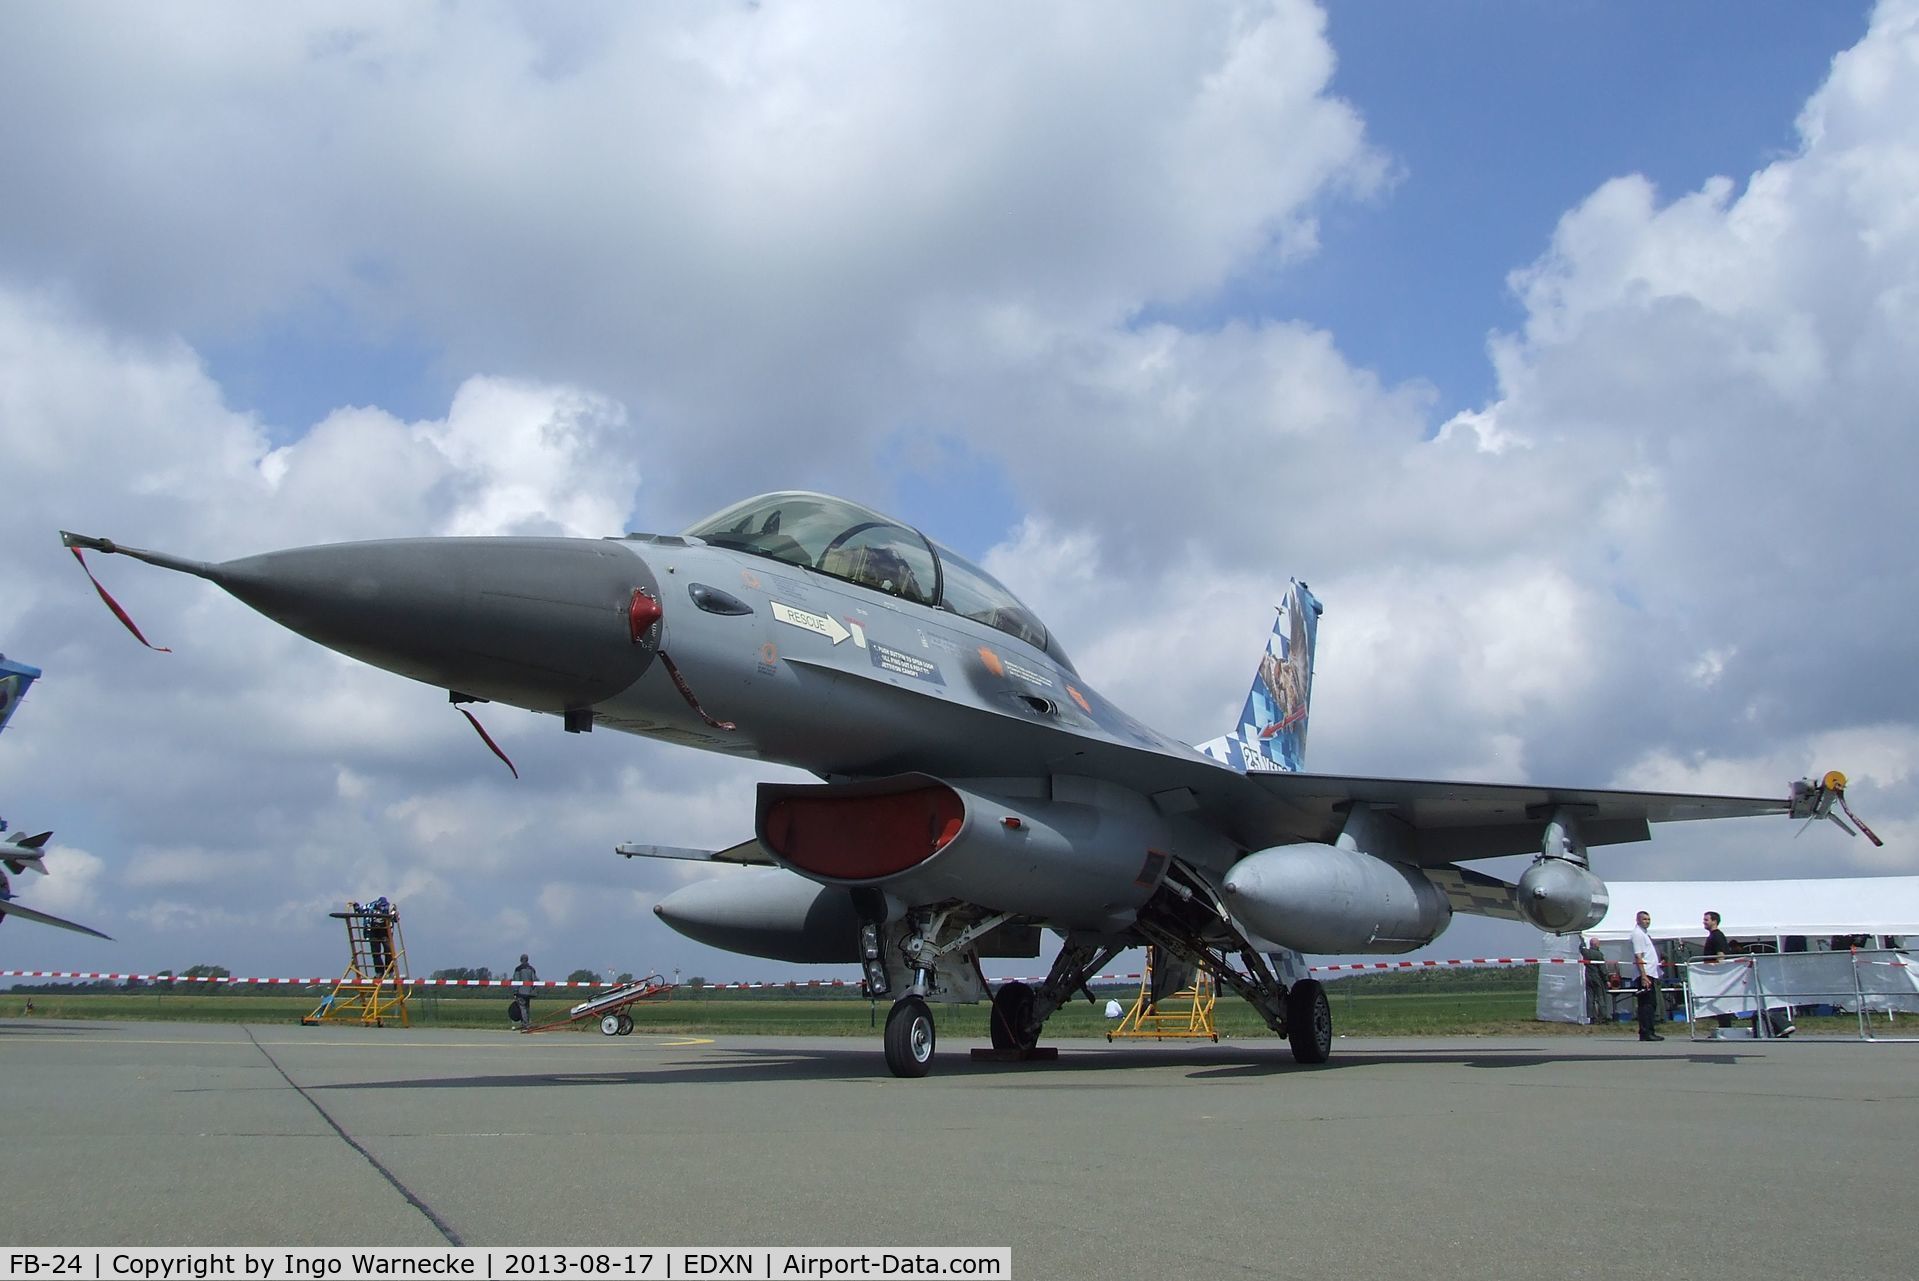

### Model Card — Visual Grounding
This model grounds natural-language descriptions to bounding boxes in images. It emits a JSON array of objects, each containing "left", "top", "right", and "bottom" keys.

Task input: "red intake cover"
[{"left": 763, "top": 785, "right": 965, "bottom": 881}]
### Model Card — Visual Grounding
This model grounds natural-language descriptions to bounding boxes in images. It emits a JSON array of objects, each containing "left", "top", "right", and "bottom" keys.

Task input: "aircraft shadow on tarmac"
[
  {"left": 0, "top": 1021, "right": 106, "bottom": 1038},
  {"left": 305, "top": 1041, "right": 1751, "bottom": 1092},
  {"left": 1197, "top": 1047, "right": 1750, "bottom": 1075}
]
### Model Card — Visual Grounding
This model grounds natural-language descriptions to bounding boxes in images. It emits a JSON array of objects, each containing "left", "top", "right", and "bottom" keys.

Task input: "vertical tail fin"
[
  {"left": 0, "top": 655, "right": 41, "bottom": 741},
  {"left": 1196, "top": 580, "right": 1322, "bottom": 774}
]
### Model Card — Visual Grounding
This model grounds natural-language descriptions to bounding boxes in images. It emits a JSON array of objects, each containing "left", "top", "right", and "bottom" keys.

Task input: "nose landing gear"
[{"left": 883, "top": 996, "right": 937, "bottom": 1077}]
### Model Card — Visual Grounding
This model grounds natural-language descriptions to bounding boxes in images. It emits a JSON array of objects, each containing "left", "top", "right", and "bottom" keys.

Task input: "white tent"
[
  {"left": 1585, "top": 877, "right": 1919, "bottom": 943},
  {"left": 1540, "top": 876, "right": 1919, "bottom": 1025}
]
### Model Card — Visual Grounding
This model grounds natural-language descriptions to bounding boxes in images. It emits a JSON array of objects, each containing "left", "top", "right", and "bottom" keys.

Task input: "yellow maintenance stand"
[
  {"left": 303, "top": 898, "right": 410, "bottom": 1027},
  {"left": 1108, "top": 947, "right": 1217, "bottom": 1042}
]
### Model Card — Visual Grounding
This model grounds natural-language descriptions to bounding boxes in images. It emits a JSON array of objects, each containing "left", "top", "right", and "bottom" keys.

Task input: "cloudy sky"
[{"left": 3, "top": 1, "right": 1913, "bottom": 987}]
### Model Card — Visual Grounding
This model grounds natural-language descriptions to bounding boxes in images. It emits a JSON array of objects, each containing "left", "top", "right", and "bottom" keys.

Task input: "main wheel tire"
[
  {"left": 1286, "top": 978, "right": 1333, "bottom": 1064},
  {"left": 883, "top": 996, "right": 937, "bottom": 1078},
  {"left": 990, "top": 981, "right": 1039, "bottom": 1052},
  {"left": 600, "top": 1013, "right": 622, "bottom": 1036},
  {"left": 616, "top": 1013, "right": 635, "bottom": 1036}
]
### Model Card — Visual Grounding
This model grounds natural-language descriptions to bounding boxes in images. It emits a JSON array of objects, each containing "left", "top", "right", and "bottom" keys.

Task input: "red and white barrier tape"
[
  {"left": 0, "top": 970, "right": 1140, "bottom": 989},
  {"left": 1313, "top": 956, "right": 1574, "bottom": 973},
  {"left": 0, "top": 970, "right": 825, "bottom": 988}
]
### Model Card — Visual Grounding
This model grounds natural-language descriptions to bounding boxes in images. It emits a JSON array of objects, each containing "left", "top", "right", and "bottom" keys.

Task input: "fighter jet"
[
  {"left": 60, "top": 493, "right": 1852, "bottom": 1074},
  {"left": 1, "top": 828, "right": 112, "bottom": 939},
  {"left": 0, "top": 655, "right": 112, "bottom": 939}
]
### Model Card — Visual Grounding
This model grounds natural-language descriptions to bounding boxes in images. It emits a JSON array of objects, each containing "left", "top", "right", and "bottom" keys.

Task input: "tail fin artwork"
[
  {"left": 0, "top": 654, "right": 40, "bottom": 740},
  {"left": 1196, "top": 580, "right": 1322, "bottom": 774}
]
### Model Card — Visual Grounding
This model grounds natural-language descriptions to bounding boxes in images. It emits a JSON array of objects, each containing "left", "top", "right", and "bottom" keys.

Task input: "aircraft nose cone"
[{"left": 211, "top": 537, "right": 662, "bottom": 711}]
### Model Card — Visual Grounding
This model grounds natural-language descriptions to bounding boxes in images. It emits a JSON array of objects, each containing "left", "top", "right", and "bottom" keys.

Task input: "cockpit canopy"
[{"left": 684, "top": 492, "right": 1069, "bottom": 670}]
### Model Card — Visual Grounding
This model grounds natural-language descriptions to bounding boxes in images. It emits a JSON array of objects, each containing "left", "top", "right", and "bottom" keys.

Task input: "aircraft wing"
[
  {"left": 777, "top": 658, "right": 1795, "bottom": 867},
  {"left": 0, "top": 898, "right": 113, "bottom": 939},
  {"left": 1235, "top": 770, "right": 1788, "bottom": 866}
]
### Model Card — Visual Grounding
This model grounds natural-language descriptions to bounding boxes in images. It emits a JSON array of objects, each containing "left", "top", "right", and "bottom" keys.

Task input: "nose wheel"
[{"left": 883, "top": 996, "right": 937, "bottom": 1077}]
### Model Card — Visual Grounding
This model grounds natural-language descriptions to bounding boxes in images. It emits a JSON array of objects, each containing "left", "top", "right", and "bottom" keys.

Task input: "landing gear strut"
[
  {"left": 981, "top": 938, "right": 1125, "bottom": 1059},
  {"left": 866, "top": 907, "right": 1009, "bottom": 1077},
  {"left": 1135, "top": 860, "right": 1336, "bottom": 1065}
]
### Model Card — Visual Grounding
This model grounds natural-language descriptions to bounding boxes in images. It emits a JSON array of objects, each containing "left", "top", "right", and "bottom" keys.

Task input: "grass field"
[
  {"left": 8, "top": 971, "right": 1887, "bottom": 1038},
  {"left": 0, "top": 973, "right": 1632, "bottom": 1038}
]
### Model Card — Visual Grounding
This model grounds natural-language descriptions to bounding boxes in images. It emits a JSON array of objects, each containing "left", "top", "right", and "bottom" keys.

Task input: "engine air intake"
[{"left": 763, "top": 784, "right": 964, "bottom": 881}]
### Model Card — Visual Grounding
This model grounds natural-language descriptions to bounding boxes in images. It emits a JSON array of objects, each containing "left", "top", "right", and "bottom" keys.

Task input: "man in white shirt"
[{"left": 1630, "top": 910, "right": 1664, "bottom": 1042}]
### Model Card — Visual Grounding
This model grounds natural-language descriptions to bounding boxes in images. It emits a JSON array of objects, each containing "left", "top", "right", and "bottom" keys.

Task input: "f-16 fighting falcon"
[
  {"left": 61, "top": 493, "right": 1863, "bottom": 1074},
  {"left": 0, "top": 654, "right": 112, "bottom": 939}
]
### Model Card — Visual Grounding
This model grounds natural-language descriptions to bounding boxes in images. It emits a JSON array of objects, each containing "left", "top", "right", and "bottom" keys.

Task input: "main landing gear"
[
  {"left": 989, "top": 980, "right": 1038, "bottom": 1052},
  {"left": 879, "top": 941, "right": 1327, "bottom": 1076},
  {"left": 867, "top": 887, "right": 1342, "bottom": 1078},
  {"left": 1134, "top": 860, "right": 1335, "bottom": 1066},
  {"left": 1285, "top": 977, "right": 1332, "bottom": 1064}
]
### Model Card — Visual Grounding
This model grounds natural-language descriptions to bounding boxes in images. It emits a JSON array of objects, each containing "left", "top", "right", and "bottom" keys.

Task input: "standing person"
[
  {"left": 366, "top": 897, "right": 394, "bottom": 977},
  {"left": 1700, "top": 910, "right": 1729, "bottom": 958},
  {"left": 511, "top": 953, "right": 538, "bottom": 1029},
  {"left": 1579, "top": 935, "right": 1611, "bottom": 1026},
  {"left": 1630, "top": 910, "right": 1664, "bottom": 1042},
  {"left": 1701, "top": 910, "right": 1734, "bottom": 1031}
]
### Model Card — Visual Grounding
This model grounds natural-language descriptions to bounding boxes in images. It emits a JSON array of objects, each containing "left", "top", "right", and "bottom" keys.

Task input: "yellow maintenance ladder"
[
  {"left": 303, "top": 899, "right": 411, "bottom": 1027},
  {"left": 1108, "top": 947, "right": 1218, "bottom": 1042}
]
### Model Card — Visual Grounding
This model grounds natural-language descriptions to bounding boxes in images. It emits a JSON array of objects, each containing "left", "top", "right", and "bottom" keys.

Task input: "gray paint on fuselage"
[{"left": 590, "top": 538, "right": 1203, "bottom": 784}]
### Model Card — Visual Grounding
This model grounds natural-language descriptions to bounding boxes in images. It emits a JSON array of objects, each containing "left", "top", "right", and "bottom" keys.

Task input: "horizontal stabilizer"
[{"left": 616, "top": 838, "right": 775, "bottom": 867}]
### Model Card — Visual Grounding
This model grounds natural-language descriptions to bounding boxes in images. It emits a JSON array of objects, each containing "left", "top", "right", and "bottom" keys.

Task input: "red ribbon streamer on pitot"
[{"left": 69, "top": 547, "right": 170, "bottom": 652}]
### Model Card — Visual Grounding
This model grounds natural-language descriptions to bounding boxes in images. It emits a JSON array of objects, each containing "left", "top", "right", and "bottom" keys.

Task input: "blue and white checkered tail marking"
[
  {"left": 0, "top": 656, "right": 42, "bottom": 741},
  {"left": 1195, "top": 580, "right": 1322, "bottom": 774}
]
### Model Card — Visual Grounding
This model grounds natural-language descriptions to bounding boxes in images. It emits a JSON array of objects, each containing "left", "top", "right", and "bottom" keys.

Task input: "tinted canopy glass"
[
  {"left": 685, "top": 492, "right": 938, "bottom": 606},
  {"left": 684, "top": 492, "right": 1062, "bottom": 664},
  {"left": 932, "top": 543, "right": 1048, "bottom": 653}
]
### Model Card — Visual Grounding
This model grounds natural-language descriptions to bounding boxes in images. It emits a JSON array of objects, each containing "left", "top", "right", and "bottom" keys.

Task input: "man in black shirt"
[
  {"left": 1702, "top": 910, "right": 1733, "bottom": 1031},
  {"left": 1701, "top": 911, "right": 1729, "bottom": 959}
]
